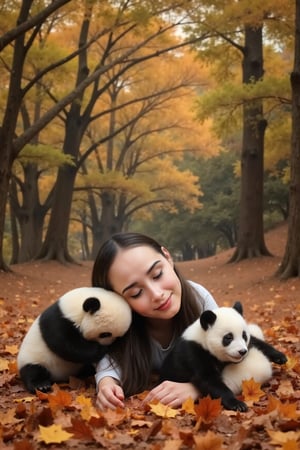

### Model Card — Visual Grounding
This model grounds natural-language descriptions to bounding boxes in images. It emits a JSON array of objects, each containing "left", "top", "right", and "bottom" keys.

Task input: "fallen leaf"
[
  {"left": 267, "top": 429, "right": 300, "bottom": 445},
  {"left": 181, "top": 396, "right": 196, "bottom": 414},
  {"left": 193, "top": 430, "right": 224, "bottom": 450},
  {"left": 194, "top": 396, "right": 222, "bottom": 424},
  {"left": 38, "top": 424, "right": 73, "bottom": 444},
  {"left": 47, "top": 389, "right": 73, "bottom": 410},
  {"left": 149, "top": 402, "right": 179, "bottom": 418},
  {"left": 242, "top": 378, "right": 265, "bottom": 403}
]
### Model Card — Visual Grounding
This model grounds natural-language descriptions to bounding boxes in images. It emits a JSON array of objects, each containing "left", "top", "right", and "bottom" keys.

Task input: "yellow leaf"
[
  {"left": 181, "top": 397, "right": 196, "bottom": 414},
  {"left": 267, "top": 429, "right": 300, "bottom": 445},
  {"left": 242, "top": 378, "right": 265, "bottom": 403},
  {"left": 149, "top": 402, "right": 179, "bottom": 418},
  {"left": 76, "top": 394, "right": 92, "bottom": 408},
  {"left": 0, "top": 357, "right": 9, "bottom": 371},
  {"left": 38, "top": 424, "right": 73, "bottom": 444},
  {"left": 5, "top": 345, "right": 18, "bottom": 355}
]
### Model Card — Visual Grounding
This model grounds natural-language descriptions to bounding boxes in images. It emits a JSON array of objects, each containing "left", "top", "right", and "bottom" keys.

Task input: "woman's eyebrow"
[{"left": 122, "top": 260, "right": 161, "bottom": 294}]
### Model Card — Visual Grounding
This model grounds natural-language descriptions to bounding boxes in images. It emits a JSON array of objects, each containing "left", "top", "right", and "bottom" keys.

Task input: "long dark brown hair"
[{"left": 92, "top": 232, "right": 205, "bottom": 397}]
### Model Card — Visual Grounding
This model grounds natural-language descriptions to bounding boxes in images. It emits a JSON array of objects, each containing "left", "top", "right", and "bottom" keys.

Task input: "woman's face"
[{"left": 108, "top": 245, "right": 182, "bottom": 320}]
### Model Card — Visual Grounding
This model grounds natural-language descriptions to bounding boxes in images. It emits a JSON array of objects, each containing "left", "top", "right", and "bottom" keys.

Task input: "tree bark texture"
[
  {"left": 277, "top": 0, "right": 300, "bottom": 278},
  {"left": 229, "top": 25, "right": 271, "bottom": 262}
]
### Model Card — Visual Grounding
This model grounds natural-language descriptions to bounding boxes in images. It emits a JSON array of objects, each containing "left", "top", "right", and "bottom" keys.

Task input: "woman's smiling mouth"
[{"left": 156, "top": 296, "right": 172, "bottom": 311}]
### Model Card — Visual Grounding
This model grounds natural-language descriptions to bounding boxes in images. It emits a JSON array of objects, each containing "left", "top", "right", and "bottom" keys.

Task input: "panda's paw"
[
  {"left": 272, "top": 351, "right": 287, "bottom": 365},
  {"left": 223, "top": 398, "right": 248, "bottom": 412},
  {"left": 28, "top": 381, "right": 52, "bottom": 394},
  {"left": 35, "top": 383, "right": 52, "bottom": 393}
]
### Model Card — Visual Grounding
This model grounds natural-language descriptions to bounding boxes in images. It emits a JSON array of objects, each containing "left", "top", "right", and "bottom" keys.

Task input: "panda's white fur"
[
  {"left": 183, "top": 306, "right": 251, "bottom": 364},
  {"left": 159, "top": 302, "right": 287, "bottom": 411},
  {"left": 55, "top": 287, "right": 131, "bottom": 345},
  {"left": 222, "top": 324, "right": 272, "bottom": 394},
  {"left": 17, "top": 287, "right": 132, "bottom": 393},
  {"left": 18, "top": 318, "right": 82, "bottom": 381}
]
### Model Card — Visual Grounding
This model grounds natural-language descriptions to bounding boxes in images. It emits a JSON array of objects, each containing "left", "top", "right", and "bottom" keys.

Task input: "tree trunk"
[
  {"left": 277, "top": 0, "right": 300, "bottom": 279},
  {"left": 229, "top": 25, "right": 271, "bottom": 262},
  {"left": 38, "top": 162, "right": 77, "bottom": 263},
  {"left": 91, "top": 191, "right": 123, "bottom": 259}
]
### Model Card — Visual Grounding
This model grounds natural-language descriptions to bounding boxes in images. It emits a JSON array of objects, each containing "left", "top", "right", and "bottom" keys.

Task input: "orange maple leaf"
[
  {"left": 242, "top": 378, "right": 265, "bottom": 403},
  {"left": 193, "top": 430, "right": 224, "bottom": 450},
  {"left": 282, "top": 440, "right": 300, "bottom": 450},
  {"left": 181, "top": 396, "right": 196, "bottom": 414},
  {"left": 266, "top": 395, "right": 281, "bottom": 412},
  {"left": 47, "top": 388, "right": 72, "bottom": 410},
  {"left": 267, "top": 395, "right": 300, "bottom": 420},
  {"left": 38, "top": 424, "right": 73, "bottom": 444},
  {"left": 194, "top": 396, "right": 222, "bottom": 424}
]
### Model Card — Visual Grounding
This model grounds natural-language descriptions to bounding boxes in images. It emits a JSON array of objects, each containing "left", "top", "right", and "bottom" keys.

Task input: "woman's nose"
[{"left": 149, "top": 283, "right": 164, "bottom": 301}]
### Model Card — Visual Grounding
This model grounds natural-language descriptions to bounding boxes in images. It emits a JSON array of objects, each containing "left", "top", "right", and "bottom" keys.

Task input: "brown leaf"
[{"left": 65, "top": 417, "right": 93, "bottom": 439}]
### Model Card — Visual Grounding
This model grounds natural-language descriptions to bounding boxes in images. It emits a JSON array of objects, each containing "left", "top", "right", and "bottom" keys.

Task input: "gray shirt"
[{"left": 95, "top": 281, "right": 217, "bottom": 386}]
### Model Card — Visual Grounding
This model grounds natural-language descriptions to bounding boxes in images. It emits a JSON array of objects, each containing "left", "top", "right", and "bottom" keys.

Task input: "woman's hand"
[
  {"left": 144, "top": 381, "right": 199, "bottom": 408},
  {"left": 96, "top": 377, "right": 125, "bottom": 411}
]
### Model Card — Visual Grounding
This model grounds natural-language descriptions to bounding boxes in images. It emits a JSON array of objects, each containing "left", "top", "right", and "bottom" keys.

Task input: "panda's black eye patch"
[
  {"left": 222, "top": 332, "right": 233, "bottom": 346},
  {"left": 242, "top": 331, "right": 248, "bottom": 342},
  {"left": 99, "top": 332, "right": 112, "bottom": 339}
]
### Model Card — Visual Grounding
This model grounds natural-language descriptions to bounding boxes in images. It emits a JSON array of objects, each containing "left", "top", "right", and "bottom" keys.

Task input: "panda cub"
[
  {"left": 159, "top": 302, "right": 287, "bottom": 411},
  {"left": 17, "top": 287, "right": 132, "bottom": 394}
]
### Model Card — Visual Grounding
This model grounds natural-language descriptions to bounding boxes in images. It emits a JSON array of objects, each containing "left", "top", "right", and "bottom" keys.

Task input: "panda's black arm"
[
  {"left": 250, "top": 335, "right": 287, "bottom": 365},
  {"left": 159, "top": 339, "right": 247, "bottom": 412},
  {"left": 190, "top": 371, "right": 248, "bottom": 412},
  {"left": 39, "top": 303, "right": 107, "bottom": 364}
]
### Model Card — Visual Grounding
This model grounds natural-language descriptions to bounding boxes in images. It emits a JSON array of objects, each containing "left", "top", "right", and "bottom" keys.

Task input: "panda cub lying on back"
[
  {"left": 17, "top": 287, "right": 132, "bottom": 394},
  {"left": 160, "top": 302, "right": 287, "bottom": 411}
]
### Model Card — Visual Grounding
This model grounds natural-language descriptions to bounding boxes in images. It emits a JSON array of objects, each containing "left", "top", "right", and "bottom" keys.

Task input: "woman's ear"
[{"left": 161, "top": 246, "right": 174, "bottom": 265}]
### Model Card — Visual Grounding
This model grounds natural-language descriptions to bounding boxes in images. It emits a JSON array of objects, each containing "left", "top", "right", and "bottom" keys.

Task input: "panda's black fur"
[
  {"left": 17, "top": 287, "right": 132, "bottom": 394},
  {"left": 159, "top": 302, "right": 287, "bottom": 411}
]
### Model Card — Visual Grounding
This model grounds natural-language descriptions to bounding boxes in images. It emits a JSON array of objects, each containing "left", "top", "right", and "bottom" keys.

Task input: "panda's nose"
[
  {"left": 99, "top": 332, "right": 112, "bottom": 339},
  {"left": 239, "top": 349, "right": 247, "bottom": 356}
]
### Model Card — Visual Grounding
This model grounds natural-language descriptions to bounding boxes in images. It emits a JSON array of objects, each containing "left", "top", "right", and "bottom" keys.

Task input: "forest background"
[{"left": 0, "top": 0, "right": 300, "bottom": 280}]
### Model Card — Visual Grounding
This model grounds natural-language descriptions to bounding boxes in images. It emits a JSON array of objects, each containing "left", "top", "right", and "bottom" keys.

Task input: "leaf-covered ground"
[{"left": 0, "top": 223, "right": 299, "bottom": 450}]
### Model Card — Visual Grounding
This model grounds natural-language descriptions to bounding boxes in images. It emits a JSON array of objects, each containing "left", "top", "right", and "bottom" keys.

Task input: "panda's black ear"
[
  {"left": 233, "top": 301, "right": 243, "bottom": 316},
  {"left": 83, "top": 297, "right": 101, "bottom": 314},
  {"left": 200, "top": 310, "right": 217, "bottom": 330}
]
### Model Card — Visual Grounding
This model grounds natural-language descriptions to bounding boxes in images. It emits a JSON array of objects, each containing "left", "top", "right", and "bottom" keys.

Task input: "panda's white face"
[
  {"left": 59, "top": 287, "right": 132, "bottom": 345},
  {"left": 203, "top": 307, "right": 250, "bottom": 363}
]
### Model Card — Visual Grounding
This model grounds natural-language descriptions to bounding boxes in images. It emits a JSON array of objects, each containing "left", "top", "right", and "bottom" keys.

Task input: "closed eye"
[
  {"left": 153, "top": 270, "right": 163, "bottom": 280},
  {"left": 131, "top": 289, "right": 142, "bottom": 299},
  {"left": 222, "top": 332, "right": 233, "bottom": 346}
]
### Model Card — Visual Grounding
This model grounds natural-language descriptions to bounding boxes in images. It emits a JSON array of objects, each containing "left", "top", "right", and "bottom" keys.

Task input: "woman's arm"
[{"left": 95, "top": 355, "right": 124, "bottom": 410}]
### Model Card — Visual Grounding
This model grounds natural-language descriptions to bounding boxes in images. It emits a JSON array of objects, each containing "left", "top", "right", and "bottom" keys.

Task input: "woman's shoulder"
[{"left": 187, "top": 280, "right": 218, "bottom": 310}]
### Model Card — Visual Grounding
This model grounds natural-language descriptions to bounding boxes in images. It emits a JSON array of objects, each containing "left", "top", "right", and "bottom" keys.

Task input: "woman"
[{"left": 92, "top": 232, "right": 218, "bottom": 410}]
